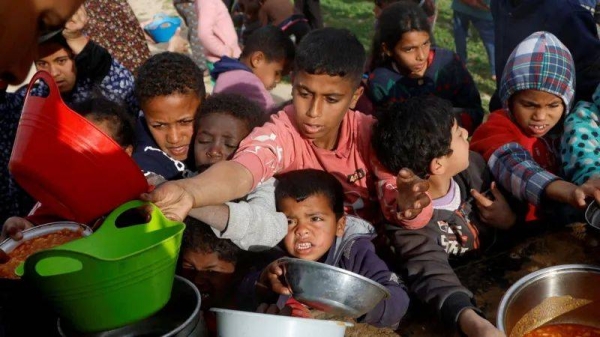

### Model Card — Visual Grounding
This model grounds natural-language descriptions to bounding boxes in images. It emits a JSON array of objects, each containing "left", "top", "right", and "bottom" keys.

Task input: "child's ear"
[
  {"left": 250, "top": 51, "right": 266, "bottom": 69},
  {"left": 429, "top": 157, "right": 445, "bottom": 176},
  {"left": 349, "top": 85, "right": 364, "bottom": 109},
  {"left": 335, "top": 215, "right": 346, "bottom": 237},
  {"left": 381, "top": 43, "right": 392, "bottom": 57}
]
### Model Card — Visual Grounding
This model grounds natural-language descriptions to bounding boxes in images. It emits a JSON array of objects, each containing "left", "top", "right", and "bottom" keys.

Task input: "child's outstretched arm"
[
  {"left": 470, "top": 182, "right": 517, "bottom": 230},
  {"left": 62, "top": 5, "right": 89, "bottom": 55}
]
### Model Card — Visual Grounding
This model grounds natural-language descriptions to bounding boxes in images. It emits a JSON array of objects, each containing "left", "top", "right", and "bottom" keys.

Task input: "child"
[
  {"left": 561, "top": 83, "right": 600, "bottom": 186},
  {"left": 1, "top": 6, "right": 137, "bottom": 224},
  {"left": 373, "top": 95, "right": 513, "bottom": 337},
  {"left": 255, "top": 0, "right": 311, "bottom": 44},
  {"left": 367, "top": 2, "right": 483, "bottom": 134},
  {"left": 133, "top": 52, "right": 206, "bottom": 182},
  {"left": 186, "top": 93, "right": 289, "bottom": 250},
  {"left": 470, "top": 31, "right": 600, "bottom": 223},
  {"left": 196, "top": 0, "right": 242, "bottom": 71},
  {"left": 256, "top": 169, "right": 410, "bottom": 329},
  {"left": 145, "top": 27, "right": 432, "bottom": 231},
  {"left": 211, "top": 25, "right": 295, "bottom": 113},
  {"left": 2, "top": 96, "right": 137, "bottom": 239}
]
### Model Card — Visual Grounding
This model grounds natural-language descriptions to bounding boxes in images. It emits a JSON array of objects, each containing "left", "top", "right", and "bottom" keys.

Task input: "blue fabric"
[
  {"left": 452, "top": 10, "right": 495, "bottom": 75},
  {"left": 451, "top": 0, "right": 492, "bottom": 20},
  {"left": 209, "top": 56, "right": 252, "bottom": 81}
]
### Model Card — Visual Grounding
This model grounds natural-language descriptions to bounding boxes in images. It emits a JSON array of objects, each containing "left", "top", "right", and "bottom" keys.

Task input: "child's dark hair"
[
  {"left": 372, "top": 96, "right": 455, "bottom": 179},
  {"left": 370, "top": 1, "right": 431, "bottom": 70},
  {"left": 275, "top": 169, "right": 345, "bottom": 219},
  {"left": 241, "top": 25, "right": 295, "bottom": 64},
  {"left": 135, "top": 52, "right": 206, "bottom": 106},
  {"left": 196, "top": 93, "right": 268, "bottom": 131},
  {"left": 69, "top": 96, "right": 136, "bottom": 148},
  {"left": 295, "top": 28, "right": 366, "bottom": 87},
  {"left": 182, "top": 217, "right": 241, "bottom": 265}
]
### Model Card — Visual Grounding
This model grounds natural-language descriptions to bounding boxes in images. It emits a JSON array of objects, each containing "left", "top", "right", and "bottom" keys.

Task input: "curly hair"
[
  {"left": 69, "top": 96, "right": 136, "bottom": 148},
  {"left": 196, "top": 93, "right": 269, "bottom": 131},
  {"left": 135, "top": 52, "right": 206, "bottom": 106},
  {"left": 182, "top": 217, "right": 241, "bottom": 264},
  {"left": 372, "top": 96, "right": 455, "bottom": 179},
  {"left": 370, "top": 1, "right": 431, "bottom": 71},
  {"left": 275, "top": 169, "right": 345, "bottom": 220},
  {"left": 295, "top": 28, "right": 366, "bottom": 87}
]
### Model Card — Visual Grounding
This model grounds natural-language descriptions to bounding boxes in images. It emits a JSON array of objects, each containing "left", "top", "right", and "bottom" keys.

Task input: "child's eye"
[
  {"left": 151, "top": 124, "right": 165, "bottom": 129},
  {"left": 310, "top": 216, "right": 323, "bottom": 222},
  {"left": 297, "top": 90, "right": 310, "bottom": 98},
  {"left": 325, "top": 97, "right": 339, "bottom": 104},
  {"left": 403, "top": 47, "right": 414, "bottom": 53},
  {"left": 225, "top": 143, "right": 238, "bottom": 149},
  {"left": 57, "top": 58, "right": 67, "bottom": 65},
  {"left": 179, "top": 119, "right": 194, "bottom": 125},
  {"left": 182, "top": 263, "right": 195, "bottom": 270},
  {"left": 287, "top": 219, "right": 296, "bottom": 226}
]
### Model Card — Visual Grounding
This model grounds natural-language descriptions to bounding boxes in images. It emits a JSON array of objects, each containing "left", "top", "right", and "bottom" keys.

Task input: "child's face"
[
  {"left": 292, "top": 71, "right": 363, "bottom": 149},
  {"left": 142, "top": 93, "right": 201, "bottom": 161},
  {"left": 437, "top": 120, "right": 470, "bottom": 177},
  {"left": 180, "top": 250, "right": 236, "bottom": 310},
  {"left": 35, "top": 44, "right": 76, "bottom": 93},
  {"left": 281, "top": 194, "right": 346, "bottom": 261},
  {"left": 194, "top": 113, "right": 250, "bottom": 172},
  {"left": 387, "top": 31, "right": 431, "bottom": 79},
  {"left": 252, "top": 55, "right": 287, "bottom": 91},
  {"left": 510, "top": 89, "right": 564, "bottom": 138}
]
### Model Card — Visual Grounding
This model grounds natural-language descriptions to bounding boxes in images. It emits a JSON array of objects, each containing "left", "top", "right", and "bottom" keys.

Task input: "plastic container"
[
  {"left": 22, "top": 200, "right": 186, "bottom": 333},
  {"left": 8, "top": 71, "right": 149, "bottom": 225},
  {"left": 144, "top": 14, "right": 182, "bottom": 43},
  {"left": 211, "top": 308, "right": 353, "bottom": 337}
]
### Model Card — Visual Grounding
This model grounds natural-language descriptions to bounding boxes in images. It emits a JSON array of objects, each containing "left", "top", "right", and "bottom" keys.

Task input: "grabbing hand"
[
  {"left": 471, "top": 182, "right": 516, "bottom": 230},
  {"left": 459, "top": 309, "right": 506, "bottom": 337},
  {"left": 63, "top": 5, "right": 88, "bottom": 40},
  {"left": 395, "top": 168, "right": 431, "bottom": 220},
  {"left": 256, "top": 299, "right": 311, "bottom": 318},
  {"left": 573, "top": 177, "right": 600, "bottom": 208},
  {"left": 257, "top": 260, "right": 291, "bottom": 296},
  {"left": 140, "top": 181, "right": 194, "bottom": 222},
  {"left": 1, "top": 217, "right": 34, "bottom": 241}
]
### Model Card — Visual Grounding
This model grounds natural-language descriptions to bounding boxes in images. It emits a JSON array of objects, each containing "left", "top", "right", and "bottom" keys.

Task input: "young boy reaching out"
[
  {"left": 256, "top": 169, "right": 410, "bottom": 329},
  {"left": 372, "top": 96, "right": 514, "bottom": 337}
]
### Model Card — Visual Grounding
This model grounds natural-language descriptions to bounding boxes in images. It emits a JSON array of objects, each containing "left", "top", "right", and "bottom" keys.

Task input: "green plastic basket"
[{"left": 21, "top": 200, "right": 185, "bottom": 333}]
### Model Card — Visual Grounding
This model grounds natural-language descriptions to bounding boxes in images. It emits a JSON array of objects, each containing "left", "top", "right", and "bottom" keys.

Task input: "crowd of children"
[{"left": 3, "top": 0, "right": 600, "bottom": 336}]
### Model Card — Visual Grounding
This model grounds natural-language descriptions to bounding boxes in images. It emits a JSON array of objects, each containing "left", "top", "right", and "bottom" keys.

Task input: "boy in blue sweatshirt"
[{"left": 255, "top": 169, "right": 409, "bottom": 329}]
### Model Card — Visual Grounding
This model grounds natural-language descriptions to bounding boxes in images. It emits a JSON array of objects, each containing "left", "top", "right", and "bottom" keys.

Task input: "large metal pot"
[
  {"left": 57, "top": 276, "right": 206, "bottom": 337},
  {"left": 497, "top": 264, "right": 600, "bottom": 336}
]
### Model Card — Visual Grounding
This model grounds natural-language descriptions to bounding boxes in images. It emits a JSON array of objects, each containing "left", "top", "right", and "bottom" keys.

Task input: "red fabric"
[{"left": 470, "top": 109, "right": 559, "bottom": 173}]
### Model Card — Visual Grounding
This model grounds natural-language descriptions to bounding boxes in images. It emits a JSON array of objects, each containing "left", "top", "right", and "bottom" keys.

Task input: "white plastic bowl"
[{"left": 211, "top": 308, "right": 353, "bottom": 337}]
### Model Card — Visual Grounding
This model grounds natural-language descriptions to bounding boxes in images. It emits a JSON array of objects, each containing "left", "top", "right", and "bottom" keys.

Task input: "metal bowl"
[
  {"left": 0, "top": 221, "right": 93, "bottom": 253},
  {"left": 279, "top": 257, "right": 390, "bottom": 318},
  {"left": 497, "top": 264, "right": 600, "bottom": 336},
  {"left": 585, "top": 201, "right": 600, "bottom": 230}
]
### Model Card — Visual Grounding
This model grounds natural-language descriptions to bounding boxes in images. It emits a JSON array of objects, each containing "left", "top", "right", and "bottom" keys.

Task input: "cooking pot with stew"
[{"left": 497, "top": 264, "right": 600, "bottom": 337}]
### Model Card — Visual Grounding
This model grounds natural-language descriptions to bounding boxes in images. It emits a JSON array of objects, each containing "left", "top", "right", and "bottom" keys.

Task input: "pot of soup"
[{"left": 497, "top": 264, "right": 600, "bottom": 337}]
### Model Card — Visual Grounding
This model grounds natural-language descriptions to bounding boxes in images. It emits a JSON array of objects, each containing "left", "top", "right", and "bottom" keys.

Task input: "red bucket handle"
[{"left": 24, "top": 70, "right": 62, "bottom": 103}]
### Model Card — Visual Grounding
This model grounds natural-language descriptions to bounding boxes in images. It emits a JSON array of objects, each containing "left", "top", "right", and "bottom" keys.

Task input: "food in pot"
[
  {"left": 524, "top": 324, "right": 600, "bottom": 337},
  {"left": 0, "top": 228, "right": 84, "bottom": 279}
]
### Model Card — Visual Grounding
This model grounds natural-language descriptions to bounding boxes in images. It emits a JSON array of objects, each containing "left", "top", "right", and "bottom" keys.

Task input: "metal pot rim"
[
  {"left": 0, "top": 222, "right": 93, "bottom": 253},
  {"left": 496, "top": 264, "right": 600, "bottom": 332}
]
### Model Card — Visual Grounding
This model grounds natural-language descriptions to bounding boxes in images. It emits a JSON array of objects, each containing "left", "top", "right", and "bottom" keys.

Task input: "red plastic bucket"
[{"left": 8, "top": 71, "right": 149, "bottom": 224}]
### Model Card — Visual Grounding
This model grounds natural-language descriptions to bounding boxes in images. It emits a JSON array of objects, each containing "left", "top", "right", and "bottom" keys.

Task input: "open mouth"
[
  {"left": 529, "top": 124, "right": 549, "bottom": 135},
  {"left": 303, "top": 123, "right": 323, "bottom": 135},
  {"left": 168, "top": 145, "right": 189, "bottom": 157}
]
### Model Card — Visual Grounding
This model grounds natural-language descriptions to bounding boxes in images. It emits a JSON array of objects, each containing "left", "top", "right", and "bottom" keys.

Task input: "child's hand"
[
  {"left": 395, "top": 168, "right": 431, "bottom": 220},
  {"left": 574, "top": 177, "right": 600, "bottom": 208},
  {"left": 459, "top": 309, "right": 506, "bottom": 337},
  {"left": 258, "top": 260, "right": 292, "bottom": 296},
  {"left": 62, "top": 5, "right": 88, "bottom": 40},
  {"left": 1, "top": 217, "right": 34, "bottom": 241},
  {"left": 141, "top": 181, "right": 195, "bottom": 222},
  {"left": 471, "top": 182, "right": 516, "bottom": 230}
]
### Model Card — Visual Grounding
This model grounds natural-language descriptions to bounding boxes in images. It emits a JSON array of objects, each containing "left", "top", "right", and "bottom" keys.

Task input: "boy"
[
  {"left": 186, "top": 93, "right": 288, "bottom": 250},
  {"left": 470, "top": 31, "right": 600, "bottom": 223},
  {"left": 373, "top": 96, "right": 513, "bottom": 337},
  {"left": 2, "top": 96, "right": 137, "bottom": 239},
  {"left": 145, "top": 28, "right": 432, "bottom": 231},
  {"left": 0, "top": 6, "right": 136, "bottom": 224},
  {"left": 254, "top": 0, "right": 311, "bottom": 44},
  {"left": 211, "top": 25, "right": 295, "bottom": 113},
  {"left": 256, "top": 169, "right": 409, "bottom": 329},
  {"left": 133, "top": 52, "right": 206, "bottom": 181}
]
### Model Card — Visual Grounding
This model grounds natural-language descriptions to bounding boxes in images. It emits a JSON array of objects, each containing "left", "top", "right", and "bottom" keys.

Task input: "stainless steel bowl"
[
  {"left": 0, "top": 221, "right": 93, "bottom": 253},
  {"left": 497, "top": 264, "right": 600, "bottom": 336},
  {"left": 279, "top": 257, "right": 390, "bottom": 318}
]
